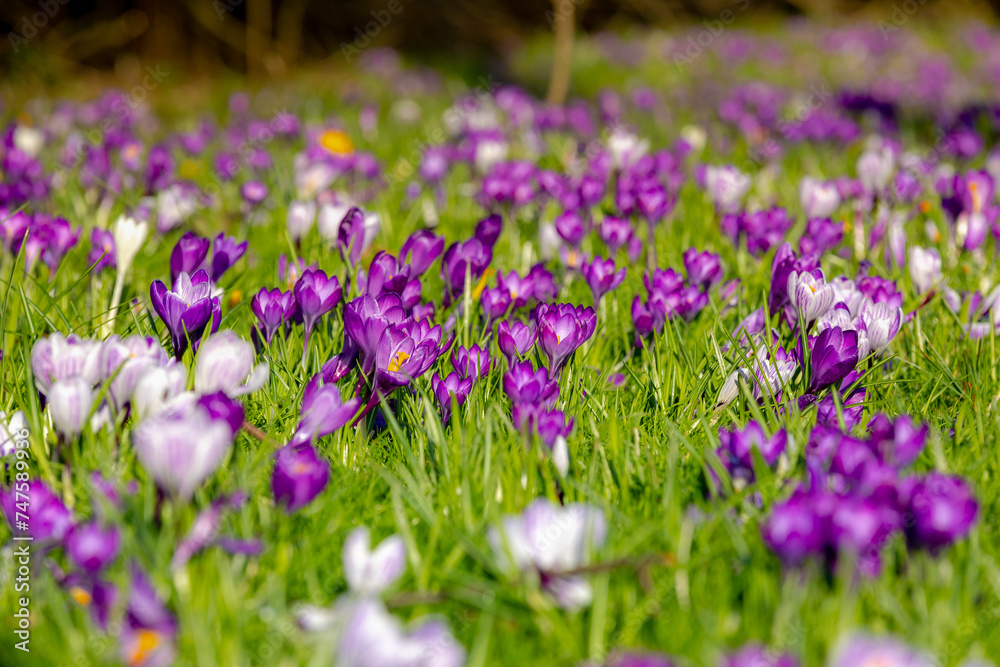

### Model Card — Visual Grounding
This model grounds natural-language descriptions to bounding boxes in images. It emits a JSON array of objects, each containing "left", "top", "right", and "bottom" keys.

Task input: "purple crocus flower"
[
  {"left": 581, "top": 256, "right": 626, "bottom": 306},
  {"left": 604, "top": 651, "right": 677, "bottom": 667},
  {"left": 534, "top": 302, "right": 597, "bottom": 374},
  {"left": 769, "top": 243, "right": 821, "bottom": 315},
  {"left": 120, "top": 565, "right": 178, "bottom": 667},
  {"left": 294, "top": 268, "right": 343, "bottom": 361},
  {"left": 722, "top": 643, "right": 800, "bottom": 667},
  {"left": 555, "top": 210, "right": 585, "bottom": 246},
  {"left": 857, "top": 302, "right": 903, "bottom": 357},
  {"left": 251, "top": 287, "right": 298, "bottom": 345},
  {"left": 344, "top": 293, "right": 407, "bottom": 375},
  {"left": 535, "top": 408, "right": 572, "bottom": 476},
  {"left": 87, "top": 227, "right": 116, "bottom": 274},
  {"left": 1, "top": 479, "right": 72, "bottom": 547},
  {"left": 272, "top": 442, "right": 330, "bottom": 513},
  {"left": 716, "top": 421, "right": 787, "bottom": 486},
  {"left": 169, "top": 231, "right": 210, "bottom": 283},
  {"left": 760, "top": 485, "right": 834, "bottom": 566},
  {"left": 432, "top": 372, "right": 473, "bottom": 424},
  {"left": 828, "top": 634, "right": 933, "bottom": 667},
  {"left": 496, "top": 319, "right": 537, "bottom": 366},
  {"left": 682, "top": 248, "right": 723, "bottom": 289},
  {"left": 358, "top": 251, "right": 411, "bottom": 298},
  {"left": 901, "top": 473, "right": 978, "bottom": 553},
  {"left": 291, "top": 374, "right": 362, "bottom": 445},
  {"left": 441, "top": 238, "right": 492, "bottom": 303},
  {"left": 372, "top": 319, "right": 443, "bottom": 396},
  {"left": 503, "top": 361, "right": 559, "bottom": 407},
  {"left": 475, "top": 213, "right": 503, "bottom": 249},
  {"left": 799, "top": 217, "right": 844, "bottom": 256},
  {"left": 451, "top": 344, "right": 491, "bottom": 381},
  {"left": 149, "top": 269, "right": 218, "bottom": 359},
  {"left": 599, "top": 215, "right": 634, "bottom": 256},
  {"left": 241, "top": 180, "right": 268, "bottom": 205},
  {"left": 480, "top": 286, "right": 512, "bottom": 324},
  {"left": 210, "top": 233, "right": 248, "bottom": 282},
  {"left": 66, "top": 522, "right": 121, "bottom": 575},
  {"left": 197, "top": 392, "right": 245, "bottom": 438},
  {"left": 807, "top": 326, "right": 859, "bottom": 393},
  {"left": 399, "top": 229, "right": 445, "bottom": 276},
  {"left": 338, "top": 206, "right": 368, "bottom": 267}
]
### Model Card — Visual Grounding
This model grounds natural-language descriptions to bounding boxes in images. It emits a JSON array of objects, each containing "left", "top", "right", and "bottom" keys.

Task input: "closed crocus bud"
[
  {"left": 48, "top": 377, "right": 94, "bottom": 440},
  {"left": 535, "top": 409, "right": 572, "bottom": 476},
  {"left": 599, "top": 215, "right": 633, "bottom": 256},
  {"left": 194, "top": 330, "right": 268, "bottom": 397},
  {"left": 474, "top": 213, "right": 503, "bottom": 249},
  {"left": 682, "top": 248, "right": 723, "bottom": 290},
  {"left": 132, "top": 398, "right": 234, "bottom": 502},
  {"left": 581, "top": 256, "right": 626, "bottom": 307},
  {"left": 908, "top": 247, "right": 941, "bottom": 295},
  {"left": 111, "top": 214, "right": 149, "bottom": 274},
  {"left": 210, "top": 233, "right": 248, "bottom": 282},
  {"left": 857, "top": 143, "right": 896, "bottom": 195},
  {"left": 67, "top": 522, "right": 121, "bottom": 574},
  {"left": 399, "top": 229, "right": 445, "bottom": 276},
  {"left": 1, "top": 479, "right": 73, "bottom": 546},
  {"left": 342, "top": 526, "right": 407, "bottom": 595},
  {"left": 451, "top": 344, "right": 490, "bottom": 381},
  {"left": 272, "top": 442, "right": 329, "bottom": 513},
  {"left": 902, "top": 473, "right": 978, "bottom": 553},
  {"left": 432, "top": 372, "right": 473, "bottom": 424},
  {"left": 807, "top": 326, "right": 859, "bottom": 393},
  {"left": 294, "top": 268, "right": 343, "bottom": 362},
  {"left": 286, "top": 200, "right": 317, "bottom": 243},
  {"left": 336, "top": 206, "right": 368, "bottom": 266},
  {"left": 554, "top": 210, "right": 585, "bottom": 246},
  {"left": 480, "top": 286, "right": 512, "bottom": 325},
  {"left": 251, "top": 287, "right": 297, "bottom": 345},
  {"left": 534, "top": 302, "right": 597, "bottom": 374},
  {"left": 799, "top": 175, "right": 841, "bottom": 219},
  {"left": 496, "top": 319, "right": 536, "bottom": 366},
  {"left": 169, "top": 231, "right": 210, "bottom": 283}
]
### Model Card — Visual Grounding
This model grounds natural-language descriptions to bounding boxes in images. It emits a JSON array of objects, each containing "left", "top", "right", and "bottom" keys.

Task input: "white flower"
[
  {"left": 0, "top": 410, "right": 28, "bottom": 458},
  {"left": 343, "top": 526, "right": 407, "bottom": 596},
  {"left": 112, "top": 214, "right": 149, "bottom": 274},
  {"left": 194, "top": 331, "right": 268, "bottom": 398},
  {"left": 132, "top": 363, "right": 188, "bottom": 421},
  {"left": 799, "top": 176, "right": 841, "bottom": 219},
  {"left": 13, "top": 126, "right": 44, "bottom": 157},
  {"left": 48, "top": 378, "right": 94, "bottom": 440},
  {"left": 909, "top": 247, "right": 941, "bottom": 295},
  {"left": 607, "top": 128, "right": 649, "bottom": 169},
  {"left": 286, "top": 200, "right": 316, "bottom": 242},
  {"left": 474, "top": 139, "right": 507, "bottom": 174},
  {"left": 317, "top": 202, "right": 352, "bottom": 244}
]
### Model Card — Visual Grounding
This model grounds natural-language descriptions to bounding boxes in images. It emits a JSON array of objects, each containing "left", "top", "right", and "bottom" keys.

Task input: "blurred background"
[{"left": 0, "top": 0, "right": 995, "bottom": 83}]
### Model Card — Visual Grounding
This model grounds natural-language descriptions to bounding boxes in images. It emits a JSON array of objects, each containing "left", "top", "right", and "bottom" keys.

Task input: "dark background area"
[{"left": 0, "top": 0, "right": 996, "bottom": 79}]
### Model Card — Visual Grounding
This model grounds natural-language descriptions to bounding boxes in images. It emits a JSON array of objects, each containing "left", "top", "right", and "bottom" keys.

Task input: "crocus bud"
[{"left": 272, "top": 442, "right": 329, "bottom": 512}]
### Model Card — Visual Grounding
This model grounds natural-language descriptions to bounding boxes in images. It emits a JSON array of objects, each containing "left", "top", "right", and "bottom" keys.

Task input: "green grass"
[{"left": 2, "top": 27, "right": 1000, "bottom": 667}]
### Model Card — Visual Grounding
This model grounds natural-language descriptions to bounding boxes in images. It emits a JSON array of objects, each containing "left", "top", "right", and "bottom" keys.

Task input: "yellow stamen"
[
  {"left": 387, "top": 350, "right": 410, "bottom": 373},
  {"left": 472, "top": 268, "right": 495, "bottom": 301},
  {"left": 178, "top": 159, "right": 200, "bottom": 179},
  {"left": 919, "top": 200, "right": 932, "bottom": 214},
  {"left": 228, "top": 290, "right": 243, "bottom": 308},
  {"left": 70, "top": 586, "right": 92, "bottom": 606},
  {"left": 292, "top": 461, "right": 311, "bottom": 475},
  {"left": 320, "top": 130, "right": 354, "bottom": 155},
  {"left": 129, "top": 629, "right": 161, "bottom": 666}
]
